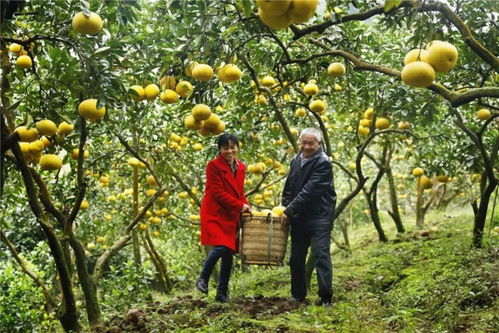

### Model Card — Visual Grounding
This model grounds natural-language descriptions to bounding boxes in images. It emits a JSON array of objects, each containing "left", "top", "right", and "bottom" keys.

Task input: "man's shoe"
[
  {"left": 196, "top": 278, "right": 208, "bottom": 294},
  {"left": 215, "top": 293, "right": 230, "bottom": 303},
  {"left": 290, "top": 297, "right": 308, "bottom": 304},
  {"left": 315, "top": 298, "right": 332, "bottom": 307}
]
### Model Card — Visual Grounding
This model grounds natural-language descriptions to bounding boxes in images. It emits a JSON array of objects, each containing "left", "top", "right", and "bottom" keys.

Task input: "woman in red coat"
[{"left": 196, "top": 133, "right": 251, "bottom": 302}]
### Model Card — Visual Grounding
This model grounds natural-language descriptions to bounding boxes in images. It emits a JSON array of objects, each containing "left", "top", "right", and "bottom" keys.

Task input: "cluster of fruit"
[
  {"left": 15, "top": 119, "right": 75, "bottom": 170},
  {"left": 251, "top": 206, "right": 286, "bottom": 217},
  {"left": 7, "top": 43, "right": 33, "bottom": 69},
  {"left": 401, "top": 40, "right": 458, "bottom": 88},
  {"left": 184, "top": 104, "right": 225, "bottom": 136},
  {"left": 256, "top": 0, "right": 319, "bottom": 30},
  {"left": 411, "top": 167, "right": 450, "bottom": 191}
]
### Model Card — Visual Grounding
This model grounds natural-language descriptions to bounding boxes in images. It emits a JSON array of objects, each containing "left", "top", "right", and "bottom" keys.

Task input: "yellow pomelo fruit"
[
  {"left": 303, "top": 83, "right": 319, "bottom": 96},
  {"left": 256, "top": 0, "right": 292, "bottom": 16},
  {"left": 426, "top": 41, "right": 458, "bottom": 73},
  {"left": 100, "top": 176, "right": 109, "bottom": 183},
  {"left": 203, "top": 113, "right": 221, "bottom": 130},
  {"left": 397, "top": 121, "right": 411, "bottom": 130},
  {"left": 261, "top": 75, "right": 276, "bottom": 87},
  {"left": 29, "top": 140, "right": 44, "bottom": 153},
  {"left": 412, "top": 167, "right": 424, "bottom": 177},
  {"left": 129, "top": 85, "right": 145, "bottom": 101},
  {"left": 309, "top": 100, "right": 325, "bottom": 113},
  {"left": 256, "top": 95, "right": 267, "bottom": 105},
  {"left": 401, "top": 61, "right": 435, "bottom": 88},
  {"left": 16, "top": 55, "right": 32, "bottom": 69},
  {"left": 96, "top": 236, "right": 106, "bottom": 244},
  {"left": 58, "top": 121, "right": 74, "bottom": 135},
  {"left": 375, "top": 117, "right": 390, "bottom": 130},
  {"left": 175, "top": 81, "right": 193, "bottom": 98},
  {"left": 287, "top": 0, "right": 318, "bottom": 23},
  {"left": 144, "top": 84, "right": 160, "bottom": 100},
  {"left": 36, "top": 119, "right": 57, "bottom": 136},
  {"left": 420, "top": 176, "right": 432, "bottom": 189},
  {"left": 72, "top": 11, "right": 103, "bottom": 35},
  {"left": 184, "top": 61, "right": 199, "bottom": 77},
  {"left": 78, "top": 99, "right": 106, "bottom": 120},
  {"left": 212, "top": 121, "right": 225, "bottom": 135},
  {"left": 127, "top": 157, "right": 140, "bottom": 167},
  {"left": 146, "top": 189, "right": 156, "bottom": 197},
  {"left": 327, "top": 62, "right": 346, "bottom": 76},
  {"left": 425, "top": 40, "right": 444, "bottom": 50},
  {"left": 147, "top": 175, "right": 157, "bottom": 186},
  {"left": 170, "top": 133, "right": 182, "bottom": 143},
  {"left": 476, "top": 108, "right": 491, "bottom": 121},
  {"left": 40, "top": 136, "right": 51, "bottom": 147},
  {"left": 295, "top": 108, "right": 307, "bottom": 117},
  {"left": 258, "top": 8, "right": 292, "bottom": 30},
  {"left": 403, "top": 49, "right": 429, "bottom": 65},
  {"left": 184, "top": 115, "right": 203, "bottom": 130},
  {"left": 191, "top": 104, "right": 212, "bottom": 121},
  {"left": 71, "top": 148, "right": 89, "bottom": 160},
  {"left": 160, "top": 75, "right": 176, "bottom": 90},
  {"left": 364, "top": 107, "right": 374, "bottom": 119},
  {"left": 9, "top": 43, "right": 22, "bottom": 53},
  {"left": 218, "top": 64, "right": 242, "bottom": 83},
  {"left": 436, "top": 175, "right": 449, "bottom": 183},
  {"left": 193, "top": 143, "right": 203, "bottom": 151},
  {"left": 160, "top": 89, "right": 179, "bottom": 104},
  {"left": 192, "top": 64, "right": 214, "bottom": 81},
  {"left": 16, "top": 126, "right": 39, "bottom": 142},
  {"left": 359, "top": 119, "right": 371, "bottom": 127},
  {"left": 198, "top": 126, "right": 211, "bottom": 137},
  {"left": 358, "top": 126, "right": 369, "bottom": 136},
  {"left": 80, "top": 200, "right": 89, "bottom": 209}
]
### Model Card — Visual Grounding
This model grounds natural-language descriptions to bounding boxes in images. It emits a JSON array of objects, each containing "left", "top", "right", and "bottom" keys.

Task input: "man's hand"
[
  {"left": 242, "top": 204, "right": 252, "bottom": 213},
  {"left": 280, "top": 212, "right": 288, "bottom": 229}
]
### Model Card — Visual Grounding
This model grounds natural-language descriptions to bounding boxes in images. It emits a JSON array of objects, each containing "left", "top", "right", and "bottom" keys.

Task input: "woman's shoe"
[{"left": 196, "top": 278, "right": 208, "bottom": 294}]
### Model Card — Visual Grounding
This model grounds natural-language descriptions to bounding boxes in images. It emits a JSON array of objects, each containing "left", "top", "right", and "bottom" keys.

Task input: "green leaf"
[
  {"left": 93, "top": 46, "right": 112, "bottom": 56},
  {"left": 384, "top": 0, "right": 403, "bottom": 12}
]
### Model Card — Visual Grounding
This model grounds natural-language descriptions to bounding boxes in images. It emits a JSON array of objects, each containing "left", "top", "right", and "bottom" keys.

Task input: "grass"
[{"left": 101, "top": 207, "right": 498, "bottom": 332}]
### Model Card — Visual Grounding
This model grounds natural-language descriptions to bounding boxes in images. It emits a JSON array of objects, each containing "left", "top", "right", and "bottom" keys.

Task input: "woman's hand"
[{"left": 241, "top": 204, "right": 252, "bottom": 213}]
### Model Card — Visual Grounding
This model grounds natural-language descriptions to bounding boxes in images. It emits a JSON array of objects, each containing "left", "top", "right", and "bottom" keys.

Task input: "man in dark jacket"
[{"left": 282, "top": 127, "right": 336, "bottom": 305}]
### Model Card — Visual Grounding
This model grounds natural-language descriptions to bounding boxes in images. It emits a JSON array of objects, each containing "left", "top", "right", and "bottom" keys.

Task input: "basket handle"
[{"left": 267, "top": 213, "right": 274, "bottom": 266}]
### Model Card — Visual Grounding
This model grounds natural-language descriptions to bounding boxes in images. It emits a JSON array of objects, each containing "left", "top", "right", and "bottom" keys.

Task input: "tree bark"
[
  {"left": 415, "top": 177, "right": 425, "bottom": 229},
  {"left": 132, "top": 162, "right": 141, "bottom": 268},
  {"left": 68, "top": 231, "right": 101, "bottom": 328},
  {"left": 386, "top": 165, "right": 405, "bottom": 233},
  {"left": 10, "top": 143, "right": 80, "bottom": 332}
]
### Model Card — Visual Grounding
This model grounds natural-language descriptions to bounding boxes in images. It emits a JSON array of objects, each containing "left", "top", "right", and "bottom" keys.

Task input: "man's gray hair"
[{"left": 299, "top": 128, "right": 322, "bottom": 142}]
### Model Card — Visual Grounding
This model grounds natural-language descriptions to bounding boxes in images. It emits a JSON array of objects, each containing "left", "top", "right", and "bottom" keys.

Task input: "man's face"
[{"left": 299, "top": 134, "right": 320, "bottom": 158}]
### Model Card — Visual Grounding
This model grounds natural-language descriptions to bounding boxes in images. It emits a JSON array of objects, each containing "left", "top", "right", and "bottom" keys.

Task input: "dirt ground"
[{"left": 97, "top": 294, "right": 302, "bottom": 332}]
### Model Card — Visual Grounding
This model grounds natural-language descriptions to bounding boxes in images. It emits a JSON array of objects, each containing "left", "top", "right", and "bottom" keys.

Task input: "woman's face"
[{"left": 220, "top": 141, "right": 238, "bottom": 163}]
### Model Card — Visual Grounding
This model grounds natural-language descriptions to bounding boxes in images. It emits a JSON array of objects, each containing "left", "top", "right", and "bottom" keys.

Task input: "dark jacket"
[{"left": 282, "top": 147, "right": 336, "bottom": 224}]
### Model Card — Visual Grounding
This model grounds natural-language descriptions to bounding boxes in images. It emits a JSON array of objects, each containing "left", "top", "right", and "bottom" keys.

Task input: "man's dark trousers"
[{"left": 290, "top": 219, "right": 333, "bottom": 302}]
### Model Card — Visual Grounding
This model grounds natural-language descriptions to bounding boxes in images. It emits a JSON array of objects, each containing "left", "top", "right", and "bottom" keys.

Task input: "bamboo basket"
[{"left": 239, "top": 213, "right": 289, "bottom": 266}]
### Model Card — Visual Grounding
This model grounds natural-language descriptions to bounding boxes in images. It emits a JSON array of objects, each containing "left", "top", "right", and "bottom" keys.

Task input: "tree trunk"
[
  {"left": 132, "top": 165, "right": 141, "bottom": 267},
  {"left": 144, "top": 231, "right": 173, "bottom": 292},
  {"left": 68, "top": 232, "right": 101, "bottom": 328},
  {"left": 473, "top": 182, "right": 497, "bottom": 247},
  {"left": 367, "top": 194, "right": 388, "bottom": 242},
  {"left": 416, "top": 177, "right": 425, "bottom": 229},
  {"left": 386, "top": 168, "right": 405, "bottom": 233},
  {"left": 10, "top": 143, "right": 80, "bottom": 332},
  {"left": 141, "top": 233, "right": 169, "bottom": 293}
]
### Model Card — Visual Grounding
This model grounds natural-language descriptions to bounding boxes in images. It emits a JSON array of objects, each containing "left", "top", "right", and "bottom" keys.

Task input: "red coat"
[{"left": 200, "top": 154, "right": 248, "bottom": 251}]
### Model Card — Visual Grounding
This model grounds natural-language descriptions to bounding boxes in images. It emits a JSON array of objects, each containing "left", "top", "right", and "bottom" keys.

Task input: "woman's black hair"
[{"left": 217, "top": 133, "right": 239, "bottom": 149}]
